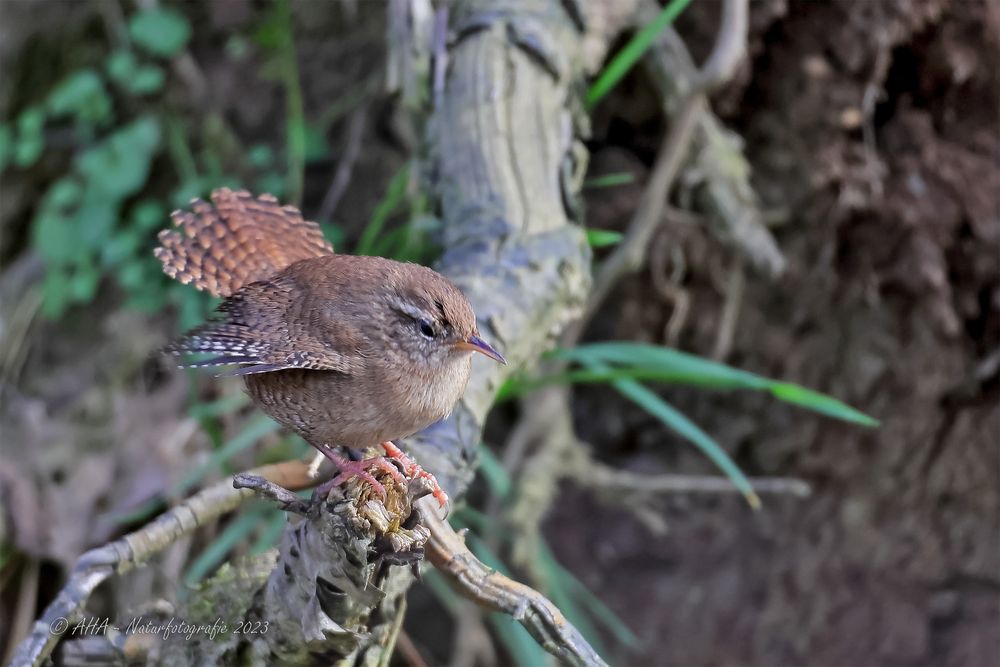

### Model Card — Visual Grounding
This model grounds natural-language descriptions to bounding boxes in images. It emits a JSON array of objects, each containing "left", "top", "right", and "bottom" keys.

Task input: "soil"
[{"left": 554, "top": 1, "right": 1000, "bottom": 665}]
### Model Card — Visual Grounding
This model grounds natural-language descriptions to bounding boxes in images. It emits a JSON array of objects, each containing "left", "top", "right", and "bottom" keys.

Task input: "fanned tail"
[{"left": 154, "top": 187, "right": 334, "bottom": 297}]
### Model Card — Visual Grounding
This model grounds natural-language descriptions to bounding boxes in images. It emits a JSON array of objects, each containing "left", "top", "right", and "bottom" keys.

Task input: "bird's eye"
[{"left": 418, "top": 319, "right": 435, "bottom": 338}]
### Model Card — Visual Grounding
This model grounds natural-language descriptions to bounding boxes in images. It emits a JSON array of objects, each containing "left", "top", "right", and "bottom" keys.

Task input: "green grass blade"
[
  {"left": 464, "top": 535, "right": 569, "bottom": 666},
  {"left": 769, "top": 382, "right": 879, "bottom": 426},
  {"left": 557, "top": 342, "right": 769, "bottom": 390},
  {"left": 421, "top": 568, "right": 464, "bottom": 614},
  {"left": 586, "top": 0, "right": 694, "bottom": 108},
  {"left": 586, "top": 360, "right": 760, "bottom": 509},
  {"left": 554, "top": 342, "right": 878, "bottom": 426},
  {"left": 586, "top": 228, "right": 625, "bottom": 248},
  {"left": 356, "top": 164, "right": 409, "bottom": 256},
  {"left": 250, "top": 509, "right": 287, "bottom": 555},
  {"left": 183, "top": 507, "right": 267, "bottom": 589},
  {"left": 583, "top": 172, "right": 635, "bottom": 189},
  {"left": 488, "top": 612, "right": 550, "bottom": 667},
  {"left": 537, "top": 541, "right": 642, "bottom": 650},
  {"left": 187, "top": 391, "right": 250, "bottom": 419},
  {"left": 534, "top": 543, "right": 609, "bottom": 658},
  {"left": 174, "top": 413, "right": 279, "bottom": 497},
  {"left": 477, "top": 443, "right": 514, "bottom": 500}
]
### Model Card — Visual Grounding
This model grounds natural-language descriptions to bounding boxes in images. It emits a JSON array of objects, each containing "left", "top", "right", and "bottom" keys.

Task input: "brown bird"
[{"left": 155, "top": 188, "right": 505, "bottom": 507}]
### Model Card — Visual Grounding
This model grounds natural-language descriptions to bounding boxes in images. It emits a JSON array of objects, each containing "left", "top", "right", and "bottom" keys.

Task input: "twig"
[
  {"left": 711, "top": 255, "right": 744, "bottom": 360},
  {"left": 573, "top": 458, "right": 812, "bottom": 499},
  {"left": 566, "top": 0, "right": 750, "bottom": 344},
  {"left": 9, "top": 460, "right": 318, "bottom": 667},
  {"left": 395, "top": 629, "right": 431, "bottom": 667},
  {"left": 642, "top": 0, "right": 784, "bottom": 277},
  {"left": 421, "top": 498, "right": 608, "bottom": 667},
  {"left": 317, "top": 105, "right": 368, "bottom": 222}
]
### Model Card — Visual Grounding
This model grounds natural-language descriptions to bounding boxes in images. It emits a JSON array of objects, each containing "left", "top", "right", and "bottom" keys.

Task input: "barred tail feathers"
[{"left": 154, "top": 188, "right": 334, "bottom": 297}]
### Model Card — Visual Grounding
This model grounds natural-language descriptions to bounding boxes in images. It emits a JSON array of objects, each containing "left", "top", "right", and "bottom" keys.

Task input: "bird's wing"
[
  {"left": 155, "top": 188, "right": 334, "bottom": 298},
  {"left": 167, "top": 272, "right": 368, "bottom": 375}
]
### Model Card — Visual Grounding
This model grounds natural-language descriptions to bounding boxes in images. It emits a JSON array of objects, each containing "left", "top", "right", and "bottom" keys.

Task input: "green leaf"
[
  {"left": 74, "top": 188, "right": 119, "bottom": 249},
  {"left": 464, "top": 535, "right": 553, "bottom": 667},
  {"left": 40, "top": 265, "right": 72, "bottom": 318},
  {"left": 69, "top": 261, "right": 101, "bottom": 302},
  {"left": 248, "top": 144, "right": 274, "bottom": 168},
  {"left": 46, "top": 177, "right": 83, "bottom": 209},
  {"left": 100, "top": 231, "right": 140, "bottom": 267},
  {"left": 130, "top": 199, "right": 166, "bottom": 231},
  {"left": 586, "top": 0, "right": 694, "bottom": 108},
  {"left": 46, "top": 69, "right": 112, "bottom": 124},
  {"left": 585, "top": 228, "right": 625, "bottom": 248},
  {"left": 303, "top": 123, "right": 329, "bottom": 163},
  {"left": 108, "top": 51, "right": 165, "bottom": 96},
  {"left": 76, "top": 116, "right": 161, "bottom": 197},
  {"left": 130, "top": 65, "right": 166, "bottom": 95},
  {"left": 106, "top": 50, "right": 137, "bottom": 82},
  {"left": 33, "top": 212, "right": 77, "bottom": 264},
  {"left": 13, "top": 107, "right": 45, "bottom": 167},
  {"left": 539, "top": 541, "right": 642, "bottom": 650},
  {"left": 129, "top": 7, "right": 192, "bottom": 58}
]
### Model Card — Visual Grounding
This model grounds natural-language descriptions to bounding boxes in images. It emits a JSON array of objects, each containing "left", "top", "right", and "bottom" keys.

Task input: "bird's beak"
[{"left": 455, "top": 335, "right": 507, "bottom": 365}]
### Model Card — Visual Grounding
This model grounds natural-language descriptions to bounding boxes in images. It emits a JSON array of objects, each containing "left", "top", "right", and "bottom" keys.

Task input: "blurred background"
[{"left": 1, "top": 1, "right": 997, "bottom": 665}]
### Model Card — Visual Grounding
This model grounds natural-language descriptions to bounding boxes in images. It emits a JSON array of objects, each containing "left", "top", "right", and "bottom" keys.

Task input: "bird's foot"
[
  {"left": 380, "top": 441, "right": 449, "bottom": 509},
  {"left": 314, "top": 445, "right": 405, "bottom": 500}
]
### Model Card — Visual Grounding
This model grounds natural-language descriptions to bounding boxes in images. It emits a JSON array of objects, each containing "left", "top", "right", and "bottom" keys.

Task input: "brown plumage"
[{"left": 156, "top": 188, "right": 505, "bottom": 505}]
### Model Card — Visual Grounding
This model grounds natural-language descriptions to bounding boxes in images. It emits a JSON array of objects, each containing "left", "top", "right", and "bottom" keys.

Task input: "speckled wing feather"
[
  {"left": 154, "top": 188, "right": 334, "bottom": 298},
  {"left": 166, "top": 270, "right": 365, "bottom": 375},
  {"left": 157, "top": 189, "right": 354, "bottom": 375}
]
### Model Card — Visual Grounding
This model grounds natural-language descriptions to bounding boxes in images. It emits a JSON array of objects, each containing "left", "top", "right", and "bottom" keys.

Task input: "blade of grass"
[
  {"left": 586, "top": 229, "right": 625, "bottom": 248},
  {"left": 250, "top": 509, "right": 287, "bottom": 555},
  {"left": 464, "top": 534, "right": 570, "bottom": 667},
  {"left": 183, "top": 507, "right": 268, "bottom": 590},
  {"left": 583, "top": 172, "right": 635, "bottom": 189},
  {"left": 275, "top": 0, "right": 305, "bottom": 204},
  {"left": 188, "top": 391, "right": 250, "bottom": 419},
  {"left": 356, "top": 164, "right": 409, "bottom": 256},
  {"left": 550, "top": 342, "right": 878, "bottom": 426},
  {"left": 174, "top": 413, "right": 279, "bottom": 497},
  {"left": 532, "top": 543, "right": 608, "bottom": 658},
  {"left": 584, "top": 359, "right": 761, "bottom": 509},
  {"left": 537, "top": 541, "right": 642, "bottom": 650},
  {"left": 586, "top": 0, "right": 694, "bottom": 108},
  {"left": 477, "top": 443, "right": 514, "bottom": 501}
]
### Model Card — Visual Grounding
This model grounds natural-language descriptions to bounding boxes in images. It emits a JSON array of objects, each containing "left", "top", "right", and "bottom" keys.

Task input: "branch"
[
  {"left": 641, "top": 0, "right": 785, "bottom": 277},
  {"left": 571, "top": 0, "right": 752, "bottom": 340},
  {"left": 10, "top": 460, "right": 318, "bottom": 667},
  {"left": 422, "top": 498, "right": 608, "bottom": 667}
]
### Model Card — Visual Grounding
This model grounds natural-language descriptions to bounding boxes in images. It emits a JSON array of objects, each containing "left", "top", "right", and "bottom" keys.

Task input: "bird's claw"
[{"left": 380, "top": 441, "right": 450, "bottom": 509}]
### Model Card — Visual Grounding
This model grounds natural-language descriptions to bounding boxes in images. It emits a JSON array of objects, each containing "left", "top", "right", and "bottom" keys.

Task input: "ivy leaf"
[
  {"left": 129, "top": 7, "right": 192, "bottom": 58},
  {"left": 47, "top": 69, "right": 112, "bottom": 125},
  {"left": 76, "top": 116, "right": 161, "bottom": 198}
]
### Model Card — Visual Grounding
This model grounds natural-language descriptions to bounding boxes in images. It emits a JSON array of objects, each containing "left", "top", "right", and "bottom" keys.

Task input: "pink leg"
[
  {"left": 380, "top": 441, "right": 450, "bottom": 508},
  {"left": 312, "top": 444, "right": 405, "bottom": 499}
]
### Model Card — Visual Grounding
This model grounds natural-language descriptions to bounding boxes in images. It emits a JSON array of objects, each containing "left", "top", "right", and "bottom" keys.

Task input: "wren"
[{"left": 155, "top": 188, "right": 505, "bottom": 507}]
